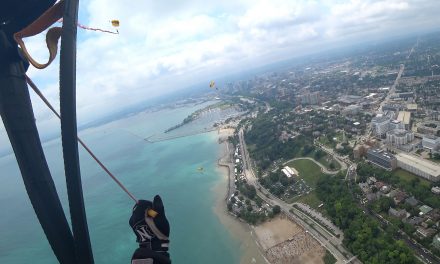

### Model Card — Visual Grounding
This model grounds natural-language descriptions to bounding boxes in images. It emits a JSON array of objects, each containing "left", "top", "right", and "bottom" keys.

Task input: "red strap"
[{"left": 13, "top": 0, "right": 65, "bottom": 69}]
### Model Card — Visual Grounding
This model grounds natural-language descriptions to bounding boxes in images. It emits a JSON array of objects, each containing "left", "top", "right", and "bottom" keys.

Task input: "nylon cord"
[{"left": 26, "top": 75, "right": 138, "bottom": 203}]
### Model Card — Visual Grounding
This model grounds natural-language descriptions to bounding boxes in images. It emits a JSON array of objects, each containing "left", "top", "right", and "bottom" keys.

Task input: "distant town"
[{"left": 171, "top": 32, "right": 440, "bottom": 264}]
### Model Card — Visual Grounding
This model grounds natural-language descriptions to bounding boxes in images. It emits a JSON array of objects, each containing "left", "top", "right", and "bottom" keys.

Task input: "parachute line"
[{"left": 26, "top": 76, "right": 138, "bottom": 203}]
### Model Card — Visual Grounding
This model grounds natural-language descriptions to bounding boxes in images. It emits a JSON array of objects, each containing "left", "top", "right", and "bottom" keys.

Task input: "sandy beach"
[
  {"left": 254, "top": 215, "right": 325, "bottom": 264},
  {"left": 213, "top": 131, "right": 268, "bottom": 264},
  {"left": 213, "top": 128, "right": 326, "bottom": 264}
]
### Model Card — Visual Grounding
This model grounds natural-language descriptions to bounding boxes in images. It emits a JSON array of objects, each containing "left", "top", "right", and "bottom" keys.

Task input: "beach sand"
[
  {"left": 254, "top": 215, "right": 325, "bottom": 264},
  {"left": 213, "top": 139, "right": 268, "bottom": 264},
  {"left": 213, "top": 130, "right": 325, "bottom": 264},
  {"left": 254, "top": 216, "right": 303, "bottom": 250}
]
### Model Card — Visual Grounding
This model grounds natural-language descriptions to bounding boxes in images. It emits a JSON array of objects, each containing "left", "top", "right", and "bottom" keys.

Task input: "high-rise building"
[
  {"left": 299, "top": 92, "right": 320, "bottom": 105},
  {"left": 386, "top": 129, "right": 414, "bottom": 147},
  {"left": 372, "top": 115, "right": 391, "bottom": 137}
]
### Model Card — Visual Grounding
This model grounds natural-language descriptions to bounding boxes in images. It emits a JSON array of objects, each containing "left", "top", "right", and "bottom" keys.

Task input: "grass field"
[
  {"left": 392, "top": 169, "right": 431, "bottom": 187},
  {"left": 295, "top": 191, "right": 322, "bottom": 208},
  {"left": 318, "top": 136, "right": 336, "bottom": 148},
  {"left": 284, "top": 159, "right": 328, "bottom": 209},
  {"left": 286, "top": 159, "right": 326, "bottom": 188},
  {"left": 308, "top": 151, "right": 341, "bottom": 171}
]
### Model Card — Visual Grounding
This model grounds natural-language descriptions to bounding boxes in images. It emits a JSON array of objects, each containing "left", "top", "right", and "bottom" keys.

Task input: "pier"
[{"left": 144, "top": 128, "right": 217, "bottom": 143}]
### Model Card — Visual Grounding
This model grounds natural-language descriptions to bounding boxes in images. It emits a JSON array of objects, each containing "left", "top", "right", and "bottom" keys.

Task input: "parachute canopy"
[
  {"left": 111, "top": 20, "right": 120, "bottom": 27},
  {"left": 209, "top": 80, "right": 215, "bottom": 89}
]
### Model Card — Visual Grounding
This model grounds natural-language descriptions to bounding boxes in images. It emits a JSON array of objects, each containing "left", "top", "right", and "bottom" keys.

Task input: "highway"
[
  {"left": 238, "top": 129, "right": 360, "bottom": 264},
  {"left": 378, "top": 63, "right": 405, "bottom": 113}
]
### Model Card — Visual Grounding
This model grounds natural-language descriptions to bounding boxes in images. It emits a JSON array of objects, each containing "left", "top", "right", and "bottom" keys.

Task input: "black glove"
[{"left": 129, "top": 195, "right": 171, "bottom": 264}]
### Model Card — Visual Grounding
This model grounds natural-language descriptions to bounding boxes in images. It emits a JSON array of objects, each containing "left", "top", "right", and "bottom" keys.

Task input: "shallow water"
[{"left": 0, "top": 103, "right": 241, "bottom": 263}]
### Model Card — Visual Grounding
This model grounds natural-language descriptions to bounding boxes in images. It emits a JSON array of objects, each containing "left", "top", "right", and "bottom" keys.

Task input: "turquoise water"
[{"left": 0, "top": 104, "right": 240, "bottom": 263}]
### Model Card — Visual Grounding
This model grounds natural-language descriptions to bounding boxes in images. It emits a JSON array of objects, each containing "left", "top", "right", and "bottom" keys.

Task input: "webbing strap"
[
  {"left": 145, "top": 215, "right": 169, "bottom": 241},
  {"left": 13, "top": 0, "right": 65, "bottom": 69}
]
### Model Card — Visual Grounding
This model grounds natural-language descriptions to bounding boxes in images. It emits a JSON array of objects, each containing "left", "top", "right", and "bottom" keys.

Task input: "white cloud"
[{"left": 1, "top": 0, "right": 438, "bottom": 149}]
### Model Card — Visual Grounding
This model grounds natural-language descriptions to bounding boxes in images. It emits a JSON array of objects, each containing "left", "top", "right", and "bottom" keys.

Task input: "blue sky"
[{"left": 1, "top": 0, "right": 439, "bottom": 152}]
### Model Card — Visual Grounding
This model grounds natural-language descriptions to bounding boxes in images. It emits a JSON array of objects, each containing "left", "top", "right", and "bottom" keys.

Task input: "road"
[
  {"left": 238, "top": 129, "right": 360, "bottom": 264},
  {"left": 378, "top": 63, "right": 405, "bottom": 113},
  {"left": 377, "top": 38, "right": 418, "bottom": 115},
  {"left": 314, "top": 141, "right": 350, "bottom": 169}
]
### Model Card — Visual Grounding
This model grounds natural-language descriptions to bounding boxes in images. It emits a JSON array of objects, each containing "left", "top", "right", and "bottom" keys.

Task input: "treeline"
[
  {"left": 316, "top": 175, "right": 416, "bottom": 264},
  {"left": 259, "top": 171, "right": 294, "bottom": 197},
  {"left": 164, "top": 114, "right": 195, "bottom": 133},
  {"left": 244, "top": 114, "right": 314, "bottom": 171},
  {"left": 357, "top": 162, "right": 440, "bottom": 208}
]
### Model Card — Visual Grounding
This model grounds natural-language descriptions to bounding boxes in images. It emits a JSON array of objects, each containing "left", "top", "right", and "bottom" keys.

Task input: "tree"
[
  {"left": 272, "top": 205, "right": 281, "bottom": 215},
  {"left": 329, "top": 162, "right": 336, "bottom": 170},
  {"left": 314, "top": 149, "right": 326, "bottom": 160}
]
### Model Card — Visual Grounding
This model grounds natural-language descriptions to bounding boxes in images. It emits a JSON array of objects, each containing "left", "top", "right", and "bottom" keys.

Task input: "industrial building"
[
  {"left": 397, "top": 111, "right": 411, "bottom": 130},
  {"left": 422, "top": 135, "right": 440, "bottom": 151},
  {"left": 417, "top": 121, "right": 440, "bottom": 135},
  {"left": 398, "top": 92, "right": 414, "bottom": 99},
  {"left": 406, "top": 103, "right": 417, "bottom": 112},
  {"left": 386, "top": 129, "right": 414, "bottom": 147},
  {"left": 342, "top": 105, "right": 361, "bottom": 115},
  {"left": 367, "top": 148, "right": 397, "bottom": 171},
  {"left": 395, "top": 153, "right": 440, "bottom": 182}
]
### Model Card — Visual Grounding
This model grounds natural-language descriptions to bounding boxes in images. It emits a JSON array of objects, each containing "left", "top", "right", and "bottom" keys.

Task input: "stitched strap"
[
  {"left": 145, "top": 212, "right": 169, "bottom": 241},
  {"left": 13, "top": 0, "right": 65, "bottom": 69}
]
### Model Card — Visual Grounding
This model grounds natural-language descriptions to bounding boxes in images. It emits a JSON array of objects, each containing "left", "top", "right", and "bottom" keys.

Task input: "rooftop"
[
  {"left": 388, "top": 129, "right": 410, "bottom": 137},
  {"left": 406, "top": 104, "right": 417, "bottom": 111},
  {"left": 423, "top": 135, "right": 439, "bottom": 141},
  {"left": 397, "top": 111, "right": 411, "bottom": 125},
  {"left": 372, "top": 115, "right": 390, "bottom": 123},
  {"left": 368, "top": 148, "right": 395, "bottom": 161},
  {"left": 419, "top": 205, "right": 433, "bottom": 214},
  {"left": 396, "top": 153, "right": 440, "bottom": 179}
]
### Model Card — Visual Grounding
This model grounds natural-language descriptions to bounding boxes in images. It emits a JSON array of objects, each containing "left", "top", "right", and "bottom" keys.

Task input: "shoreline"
[
  {"left": 212, "top": 128, "right": 328, "bottom": 264},
  {"left": 213, "top": 128, "right": 268, "bottom": 264}
]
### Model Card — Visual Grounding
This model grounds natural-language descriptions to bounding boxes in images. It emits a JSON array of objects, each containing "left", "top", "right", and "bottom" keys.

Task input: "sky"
[{"left": 1, "top": 0, "right": 440, "bottom": 153}]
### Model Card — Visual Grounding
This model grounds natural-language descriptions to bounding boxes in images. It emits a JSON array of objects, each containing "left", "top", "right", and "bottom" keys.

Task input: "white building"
[
  {"left": 372, "top": 115, "right": 391, "bottom": 137},
  {"left": 342, "top": 105, "right": 361, "bottom": 115},
  {"left": 281, "top": 168, "right": 292, "bottom": 178},
  {"left": 422, "top": 135, "right": 440, "bottom": 151},
  {"left": 396, "top": 153, "right": 440, "bottom": 182},
  {"left": 386, "top": 129, "right": 414, "bottom": 146},
  {"left": 284, "top": 166, "right": 298, "bottom": 177}
]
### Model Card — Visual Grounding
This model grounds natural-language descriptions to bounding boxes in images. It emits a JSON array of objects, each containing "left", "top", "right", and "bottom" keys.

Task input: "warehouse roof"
[
  {"left": 396, "top": 153, "right": 440, "bottom": 179},
  {"left": 397, "top": 111, "right": 411, "bottom": 125}
]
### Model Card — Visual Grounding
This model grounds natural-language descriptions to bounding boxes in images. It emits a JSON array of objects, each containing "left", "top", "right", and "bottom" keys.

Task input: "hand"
[{"left": 129, "top": 195, "right": 170, "bottom": 251}]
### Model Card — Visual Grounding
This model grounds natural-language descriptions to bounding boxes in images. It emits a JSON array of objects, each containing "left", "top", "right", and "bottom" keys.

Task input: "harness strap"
[
  {"left": 145, "top": 213, "right": 169, "bottom": 241},
  {"left": 13, "top": 0, "right": 65, "bottom": 69}
]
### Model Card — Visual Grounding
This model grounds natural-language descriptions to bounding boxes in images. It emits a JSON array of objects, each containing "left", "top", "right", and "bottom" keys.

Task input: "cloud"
[{"left": 1, "top": 0, "right": 438, "bottom": 148}]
